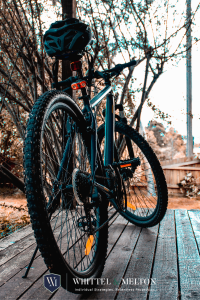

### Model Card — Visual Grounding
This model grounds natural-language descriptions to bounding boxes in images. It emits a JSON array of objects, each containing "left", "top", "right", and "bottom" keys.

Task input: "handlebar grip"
[{"left": 105, "top": 59, "right": 138, "bottom": 75}]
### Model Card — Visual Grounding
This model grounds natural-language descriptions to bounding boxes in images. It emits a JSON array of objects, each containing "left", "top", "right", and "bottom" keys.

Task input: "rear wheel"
[
  {"left": 24, "top": 91, "right": 108, "bottom": 292},
  {"left": 98, "top": 121, "right": 168, "bottom": 227}
]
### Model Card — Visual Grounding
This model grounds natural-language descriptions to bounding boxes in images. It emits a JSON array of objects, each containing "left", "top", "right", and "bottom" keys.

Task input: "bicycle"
[{"left": 23, "top": 20, "right": 168, "bottom": 293}]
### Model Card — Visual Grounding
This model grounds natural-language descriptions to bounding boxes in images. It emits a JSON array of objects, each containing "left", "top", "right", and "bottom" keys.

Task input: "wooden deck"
[{"left": 0, "top": 209, "right": 200, "bottom": 299}]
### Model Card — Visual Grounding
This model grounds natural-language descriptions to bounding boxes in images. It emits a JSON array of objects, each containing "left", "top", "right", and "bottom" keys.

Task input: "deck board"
[
  {"left": 148, "top": 210, "right": 178, "bottom": 300},
  {"left": 0, "top": 224, "right": 33, "bottom": 252},
  {"left": 188, "top": 210, "right": 200, "bottom": 252},
  {"left": 116, "top": 224, "right": 158, "bottom": 300},
  {"left": 0, "top": 209, "right": 200, "bottom": 299},
  {"left": 175, "top": 210, "right": 200, "bottom": 300}
]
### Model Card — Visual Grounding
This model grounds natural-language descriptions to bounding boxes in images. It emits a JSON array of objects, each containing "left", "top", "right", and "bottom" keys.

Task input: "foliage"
[
  {"left": 0, "top": 0, "right": 62, "bottom": 173},
  {"left": 0, "top": 202, "right": 30, "bottom": 239},
  {"left": 178, "top": 172, "right": 200, "bottom": 198},
  {"left": 77, "top": 0, "right": 200, "bottom": 127},
  {"left": 145, "top": 120, "right": 186, "bottom": 161}
]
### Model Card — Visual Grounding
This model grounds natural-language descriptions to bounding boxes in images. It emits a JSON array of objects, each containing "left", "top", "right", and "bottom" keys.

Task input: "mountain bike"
[{"left": 23, "top": 55, "right": 168, "bottom": 292}]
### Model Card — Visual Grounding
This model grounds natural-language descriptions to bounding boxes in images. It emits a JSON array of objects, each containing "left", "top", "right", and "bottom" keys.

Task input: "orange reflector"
[
  {"left": 71, "top": 81, "right": 87, "bottom": 90},
  {"left": 85, "top": 235, "right": 94, "bottom": 255},
  {"left": 70, "top": 61, "right": 82, "bottom": 71},
  {"left": 120, "top": 163, "right": 132, "bottom": 168},
  {"left": 127, "top": 202, "right": 136, "bottom": 210}
]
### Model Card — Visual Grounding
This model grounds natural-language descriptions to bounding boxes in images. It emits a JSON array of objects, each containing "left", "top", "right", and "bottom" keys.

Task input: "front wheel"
[
  {"left": 98, "top": 121, "right": 168, "bottom": 227},
  {"left": 24, "top": 91, "right": 108, "bottom": 292}
]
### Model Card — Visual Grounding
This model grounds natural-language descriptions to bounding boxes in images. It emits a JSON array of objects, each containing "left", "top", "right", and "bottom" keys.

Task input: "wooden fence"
[{"left": 160, "top": 156, "right": 200, "bottom": 197}]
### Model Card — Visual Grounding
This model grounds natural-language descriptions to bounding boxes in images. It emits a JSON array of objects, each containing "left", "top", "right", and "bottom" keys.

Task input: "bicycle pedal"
[{"left": 112, "top": 158, "right": 140, "bottom": 168}]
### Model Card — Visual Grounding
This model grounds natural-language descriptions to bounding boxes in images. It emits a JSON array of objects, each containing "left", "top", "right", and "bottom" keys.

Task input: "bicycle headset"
[{"left": 43, "top": 18, "right": 92, "bottom": 59}]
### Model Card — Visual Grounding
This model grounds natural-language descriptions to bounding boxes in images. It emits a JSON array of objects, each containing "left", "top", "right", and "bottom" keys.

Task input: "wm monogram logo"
[{"left": 43, "top": 273, "right": 61, "bottom": 293}]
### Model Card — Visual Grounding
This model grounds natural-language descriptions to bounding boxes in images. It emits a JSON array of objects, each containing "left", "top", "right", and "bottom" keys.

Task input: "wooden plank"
[
  {"left": 188, "top": 210, "right": 200, "bottom": 252},
  {"left": 116, "top": 225, "right": 159, "bottom": 300},
  {"left": 177, "top": 170, "right": 180, "bottom": 185},
  {"left": 0, "top": 210, "right": 90, "bottom": 286},
  {"left": 0, "top": 224, "right": 33, "bottom": 252},
  {"left": 167, "top": 184, "right": 179, "bottom": 188},
  {"left": 0, "top": 210, "right": 75, "bottom": 268},
  {"left": 149, "top": 210, "right": 178, "bottom": 300},
  {"left": 0, "top": 214, "right": 126, "bottom": 299},
  {"left": 0, "top": 232, "right": 36, "bottom": 267},
  {"left": 0, "top": 243, "right": 39, "bottom": 288},
  {"left": 0, "top": 215, "right": 68, "bottom": 287},
  {"left": 164, "top": 170, "right": 169, "bottom": 185},
  {"left": 0, "top": 248, "right": 50, "bottom": 299},
  {"left": 161, "top": 156, "right": 194, "bottom": 167},
  {"left": 170, "top": 169, "right": 173, "bottom": 185},
  {"left": 175, "top": 210, "right": 200, "bottom": 299},
  {"left": 162, "top": 160, "right": 200, "bottom": 169},
  {"left": 180, "top": 160, "right": 200, "bottom": 167}
]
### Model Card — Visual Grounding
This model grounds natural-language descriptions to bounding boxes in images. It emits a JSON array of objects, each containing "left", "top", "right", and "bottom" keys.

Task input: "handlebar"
[
  {"left": 105, "top": 59, "right": 137, "bottom": 74},
  {"left": 94, "top": 57, "right": 145, "bottom": 80},
  {"left": 52, "top": 57, "right": 145, "bottom": 89}
]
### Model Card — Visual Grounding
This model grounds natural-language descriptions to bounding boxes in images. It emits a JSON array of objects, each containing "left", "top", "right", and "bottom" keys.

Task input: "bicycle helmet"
[{"left": 43, "top": 18, "right": 92, "bottom": 59}]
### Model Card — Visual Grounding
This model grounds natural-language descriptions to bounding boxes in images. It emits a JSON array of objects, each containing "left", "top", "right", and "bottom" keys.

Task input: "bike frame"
[
  {"left": 87, "top": 84, "right": 115, "bottom": 170},
  {"left": 51, "top": 57, "right": 143, "bottom": 203}
]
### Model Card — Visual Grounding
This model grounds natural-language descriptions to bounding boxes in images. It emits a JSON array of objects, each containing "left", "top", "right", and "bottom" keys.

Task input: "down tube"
[{"left": 104, "top": 93, "right": 115, "bottom": 166}]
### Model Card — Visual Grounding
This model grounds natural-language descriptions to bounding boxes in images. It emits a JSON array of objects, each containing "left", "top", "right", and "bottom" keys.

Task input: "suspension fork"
[
  {"left": 104, "top": 91, "right": 115, "bottom": 166},
  {"left": 56, "top": 117, "right": 74, "bottom": 182},
  {"left": 47, "top": 117, "right": 74, "bottom": 213}
]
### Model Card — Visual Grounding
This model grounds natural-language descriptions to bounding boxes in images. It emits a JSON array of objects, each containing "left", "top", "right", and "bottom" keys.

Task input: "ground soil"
[
  {"left": 167, "top": 196, "right": 200, "bottom": 210},
  {"left": 0, "top": 193, "right": 28, "bottom": 219}
]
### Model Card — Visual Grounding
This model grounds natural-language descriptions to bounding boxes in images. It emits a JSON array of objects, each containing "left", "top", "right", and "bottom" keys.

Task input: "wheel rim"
[{"left": 40, "top": 102, "right": 101, "bottom": 274}]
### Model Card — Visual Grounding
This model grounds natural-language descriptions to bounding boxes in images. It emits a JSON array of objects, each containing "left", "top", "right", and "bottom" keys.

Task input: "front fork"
[
  {"left": 47, "top": 118, "right": 74, "bottom": 214},
  {"left": 104, "top": 92, "right": 115, "bottom": 166}
]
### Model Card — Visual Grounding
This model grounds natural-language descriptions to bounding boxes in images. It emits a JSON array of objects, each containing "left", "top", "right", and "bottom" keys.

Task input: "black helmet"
[{"left": 43, "top": 18, "right": 92, "bottom": 58}]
